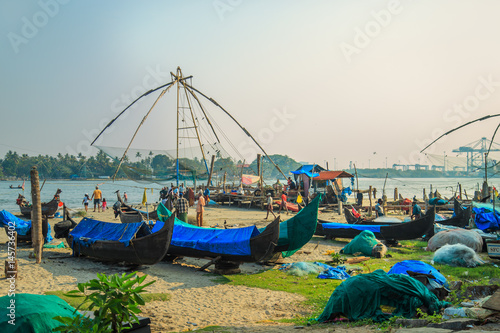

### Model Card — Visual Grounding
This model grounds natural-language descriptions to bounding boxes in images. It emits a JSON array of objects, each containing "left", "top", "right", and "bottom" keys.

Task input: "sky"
[{"left": 2, "top": 0, "right": 500, "bottom": 170}]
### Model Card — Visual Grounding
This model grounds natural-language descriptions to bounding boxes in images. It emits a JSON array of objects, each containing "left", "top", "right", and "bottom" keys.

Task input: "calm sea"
[{"left": 0, "top": 177, "right": 492, "bottom": 213}]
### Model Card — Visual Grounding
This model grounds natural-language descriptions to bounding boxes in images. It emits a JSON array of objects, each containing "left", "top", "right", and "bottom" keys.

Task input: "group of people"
[
  {"left": 265, "top": 190, "right": 290, "bottom": 219},
  {"left": 82, "top": 186, "right": 107, "bottom": 213},
  {"left": 159, "top": 184, "right": 210, "bottom": 227}
]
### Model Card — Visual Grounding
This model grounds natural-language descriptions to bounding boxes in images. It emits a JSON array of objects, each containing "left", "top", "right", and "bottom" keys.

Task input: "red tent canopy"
[{"left": 313, "top": 171, "right": 353, "bottom": 181}]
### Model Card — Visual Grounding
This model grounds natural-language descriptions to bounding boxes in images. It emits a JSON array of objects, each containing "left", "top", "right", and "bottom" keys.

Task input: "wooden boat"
[
  {"left": 17, "top": 189, "right": 62, "bottom": 217},
  {"left": 486, "top": 240, "right": 500, "bottom": 259},
  {"left": 315, "top": 207, "right": 435, "bottom": 241},
  {"left": 119, "top": 209, "right": 158, "bottom": 223},
  {"left": 436, "top": 198, "right": 471, "bottom": 228},
  {"left": 154, "top": 213, "right": 280, "bottom": 263},
  {"left": 263, "top": 194, "right": 320, "bottom": 257},
  {"left": 68, "top": 214, "right": 175, "bottom": 265},
  {"left": 342, "top": 207, "right": 394, "bottom": 225}
]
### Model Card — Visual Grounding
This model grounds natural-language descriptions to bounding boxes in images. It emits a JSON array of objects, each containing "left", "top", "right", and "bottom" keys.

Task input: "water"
[
  {"left": 0, "top": 177, "right": 491, "bottom": 214},
  {"left": 0, "top": 179, "right": 169, "bottom": 213}
]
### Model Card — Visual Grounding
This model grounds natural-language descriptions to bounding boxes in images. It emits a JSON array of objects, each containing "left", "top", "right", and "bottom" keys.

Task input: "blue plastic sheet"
[
  {"left": 315, "top": 262, "right": 351, "bottom": 280},
  {"left": 0, "top": 210, "right": 52, "bottom": 242},
  {"left": 321, "top": 222, "right": 389, "bottom": 233},
  {"left": 472, "top": 207, "right": 500, "bottom": 231},
  {"left": 153, "top": 221, "right": 260, "bottom": 256},
  {"left": 388, "top": 260, "right": 448, "bottom": 288},
  {"left": 0, "top": 210, "right": 31, "bottom": 235},
  {"left": 70, "top": 218, "right": 145, "bottom": 247}
]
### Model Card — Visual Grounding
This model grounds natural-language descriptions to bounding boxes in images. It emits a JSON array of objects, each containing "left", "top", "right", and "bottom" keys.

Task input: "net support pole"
[
  {"left": 30, "top": 167, "right": 42, "bottom": 264},
  {"left": 207, "top": 155, "right": 215, "bottom": 187}
]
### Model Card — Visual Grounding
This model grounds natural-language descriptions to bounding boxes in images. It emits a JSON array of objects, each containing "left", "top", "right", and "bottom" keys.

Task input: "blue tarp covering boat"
[
  {"left": 70, "top": 218, "right": 148, "bottom": 247},
  {"left": 0, "top": 209, "right": 52, "bottom": 242},
  {"left": 153, "top": 221, "right": 259, "bottom": 256}
]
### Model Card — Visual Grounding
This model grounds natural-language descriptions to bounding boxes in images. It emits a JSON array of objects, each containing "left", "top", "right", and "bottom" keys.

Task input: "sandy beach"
[{"left": 0, "top": 204, "right": 360, "bottom": 332}]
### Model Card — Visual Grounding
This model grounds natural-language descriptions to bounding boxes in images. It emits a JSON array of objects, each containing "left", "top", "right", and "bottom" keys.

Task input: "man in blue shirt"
[
  {"left": 411, "top": 199, "right": 422, "bottom": 220},
  {"left": 375, "top": 198, "right": 384, "bottom": 217}
]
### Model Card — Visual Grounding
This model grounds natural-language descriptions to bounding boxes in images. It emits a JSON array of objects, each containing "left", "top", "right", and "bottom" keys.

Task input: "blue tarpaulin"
[
  {"left": 0, "top": 210, "right": 52, "bottom": 242},
  {"left": 315, "top": 262, "right": 351, "bottom": 280},
  {"left": 320, "top": 222, "right": 389, "bottom": 233},
  {"left": 153, "top": 221, "right": 260, "bottom": 256},
  {"left": 291, "top": 165, "right": 320, "bottom": 178},
  {"left": 388, "top": 260, "right": 448, "bottom": 288},
  {"left": 70, "top": 218, "right": 145, "bottom": 247},
  {"left": 0, "top": 210, "right": 31, "bottom": 235},
  {"left": 472, "top": 207, "right": 500, "bottom": 231}
]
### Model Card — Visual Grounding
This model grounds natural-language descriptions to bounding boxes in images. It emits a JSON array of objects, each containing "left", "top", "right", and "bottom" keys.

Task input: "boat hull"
[
  {"left": 316, "top": 207, "right": 435, "bottom": 241},
  {"left": 69, "top": 215, "right": 174, "bottom": 265}
]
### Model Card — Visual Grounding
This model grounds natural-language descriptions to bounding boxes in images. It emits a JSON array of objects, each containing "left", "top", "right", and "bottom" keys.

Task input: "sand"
[{"left": 0, "top": 204, "right": 361, "bottom": 332}]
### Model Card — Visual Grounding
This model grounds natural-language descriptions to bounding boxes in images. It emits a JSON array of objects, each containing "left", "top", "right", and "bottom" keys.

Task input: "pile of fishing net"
[
  {"left": 433, "top": 244, "right": 484, "bottom": 267},
  {"left": 427, "top": 228, "right": 483, "bottom": 252}
]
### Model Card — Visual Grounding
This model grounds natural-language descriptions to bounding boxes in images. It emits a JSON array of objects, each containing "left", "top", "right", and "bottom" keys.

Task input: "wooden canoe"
[
  {"left": 436, "top": 198, "right": 471, "bottom": 228},
  {"left": 162, "top": 217, "right": 280, "bottom": 263},
  {"left": 315, "top": 207, "right": 435, "bottom": 241},
  {"left": 17, "top": 189, "right": 62, "bottom": 218},
  {"left": 68, "top": 214, "right": 174, "bottom": 265}
]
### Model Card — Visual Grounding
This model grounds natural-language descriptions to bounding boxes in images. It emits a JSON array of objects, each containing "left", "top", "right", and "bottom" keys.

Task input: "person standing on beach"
[
  {"left": 175, "top": 192, "right": 189, "bottom": 223},
  {"left": 188, "top": 187, "right": 195, "bottom": 207},
  {"left": 123, "top": 192, "right": 128, "bottom": 203},
  {"left": 375, "top": 198, "right": 384, "bottom": 217},
  {"left": 204, "top": 187, "right": 210, "bottom": 203},
  {"left": 90, "top": 186, "right": 102, "bottom": 212},
  {"left": 196, "top": 191, "right": 205, "bottom": 226},
  {"left": 101, "top": 198, "right": 107, "bottom": 211},
  {"left": 278, "top": 191, "right": 289, "bottom": 215},
  {"left": 82, "top": 193, "right": 90, "bottom": 212},
  {"left": 265, "top": 193, "right": 276, "bottom": 219},
  {"left": 411, "top": 199, "right": 422, "bottom": 220}
]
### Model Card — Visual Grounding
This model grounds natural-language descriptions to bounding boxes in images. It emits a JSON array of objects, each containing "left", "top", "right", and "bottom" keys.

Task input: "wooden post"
[
  {"left": 423, "top": 188, "right": 427, "bottom": 201},
  {"left": 223, "top": 172, "right": 227, "bottom": 194},
  {"left": 368, "top": 185, "right": 373, "bottom": 216},
  {"left": 459, "top": 183, "right": 462, "bottom": 200},
  {"left": 206, "top": 155, "right": 215, "bottom": 188},
  {"left": 257, "top": 154, "right": 262, "bottom": 190},
  {"left": 394, "top": 188, "right": 398, "bottom": 201},
  {"left": 430, "top": 185, "right": 434, "bottom": 199},
  {"left": 31, "top": 166, "right": 43, "bottom": 264}
]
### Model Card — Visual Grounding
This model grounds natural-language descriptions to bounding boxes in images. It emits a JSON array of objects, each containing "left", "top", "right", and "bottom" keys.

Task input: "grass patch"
[
  {"left": 44, "top": 290, "right": 170, "bottom": 309},
  {"left": 213, "top": 239, "right": 498, "bottom": 327}
]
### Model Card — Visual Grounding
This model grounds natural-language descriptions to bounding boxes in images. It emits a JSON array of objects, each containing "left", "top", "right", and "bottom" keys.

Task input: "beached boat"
[
  {"left": 16, "top": 189, "right": 62, "bottom": 217},
  {"left": 68, "top": 214, "right": 175, "bottom": 265},
  {"left": 119, "top": 209, "right": 158, "bottom": 223},
  {"left": 342, "top": 207, "right": 383, "bottom": 225},
  {"left": 153, "top": 203, "right": 280, "bottom": 263},
  {"left": 262, "top": 194, "right": 319, "bottom": 257},
  {"left": 437, "top": 198, "right": 471, "bottom": 228},
  {"left": 315, "top": 207, "right": 435, "bottom": 241}
]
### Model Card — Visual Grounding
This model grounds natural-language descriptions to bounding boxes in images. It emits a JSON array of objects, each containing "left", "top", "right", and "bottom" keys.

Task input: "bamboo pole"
[
  {"left": 354, "top": 164, "right": 359, "bottom": 192},
  {"left": 30, "top": 167, "right": 42, "bottom": 264},
  {"left": 206, "top": 155, "right": 216, "bottom": 187},
  {"left": 459, "top": 183, "right": 462, "bottom": 200},
  {"left": 223, "top": 172, "right": 227, "bottom": 194}
]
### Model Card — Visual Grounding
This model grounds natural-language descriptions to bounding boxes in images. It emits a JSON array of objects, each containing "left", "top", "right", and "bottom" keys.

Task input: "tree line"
[{"left": 0, "top": 150, "right": 303, "bottom": 180}]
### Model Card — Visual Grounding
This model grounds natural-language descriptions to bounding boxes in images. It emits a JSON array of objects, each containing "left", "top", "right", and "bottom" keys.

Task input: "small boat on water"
[
  {"left": 315, "top": 207, "right": 435, "bottom": 241},
  {"left": 66, "top": 214, "right": 175, "bottom": 265},
  {"left": 16, "top": 189, "right": 62, "bottom": 218}
]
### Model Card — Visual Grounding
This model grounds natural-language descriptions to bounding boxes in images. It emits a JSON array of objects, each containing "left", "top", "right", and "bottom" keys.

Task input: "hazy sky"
[{"left": 2, "top": 0, "right": 500, "bottom": 170}]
